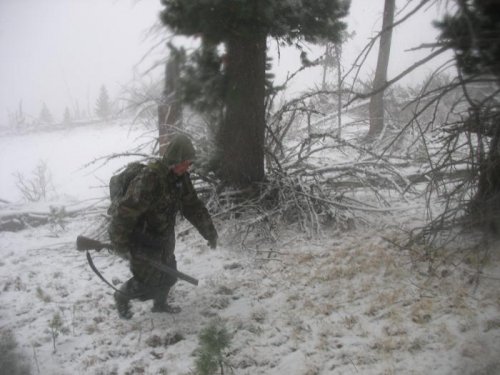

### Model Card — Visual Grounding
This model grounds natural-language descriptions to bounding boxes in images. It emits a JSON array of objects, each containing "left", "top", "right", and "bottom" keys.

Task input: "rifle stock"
[{"left": 76, "top": 235, "right": 112, "bottom": 251}]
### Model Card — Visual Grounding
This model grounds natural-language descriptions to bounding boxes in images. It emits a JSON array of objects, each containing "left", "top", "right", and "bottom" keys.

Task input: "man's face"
[{"left": 171, "top": 160, "right": 192, "bottom": 176}]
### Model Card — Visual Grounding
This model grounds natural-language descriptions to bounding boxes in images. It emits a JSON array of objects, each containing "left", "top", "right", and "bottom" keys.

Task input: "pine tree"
[
  {"left": 160, "top": 0, "right": 350, "bottom": 187},
  {"left": 39, "top": 103, "right": 53, "bottom": 125},
  {"left": 95, "top": 85, "right": 112, "bottom": 120},
  {"left": 436, "top": 0, "right": 500, "bottom": 232},
  {"left": 436, "top": 0, "right": 500, "bottom": 79},
  {"left": 63, "top": 107, "right": 72, "bottom": 126},
  {"left": 10, "top": 101, "right": 26, "bottom": 131},
  {"left": 194, "top": 320, "right": 232, "bottom": 375}
]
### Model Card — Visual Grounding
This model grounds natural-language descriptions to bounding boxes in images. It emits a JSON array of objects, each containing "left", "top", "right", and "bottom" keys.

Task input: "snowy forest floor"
[
  {"left": 1, "top": 122, "right": 500, "bottom": 375},
  {"left": 1, "top": 202, "right": 500, "bottom": 375}
]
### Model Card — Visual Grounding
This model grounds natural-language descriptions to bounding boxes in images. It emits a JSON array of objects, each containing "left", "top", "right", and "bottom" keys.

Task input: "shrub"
[
  {"left": 194, "top": 319, "right": 233, "bottom": 375},
  {"left": 0, "top": 329, "right": 31, "bottom": 375}
]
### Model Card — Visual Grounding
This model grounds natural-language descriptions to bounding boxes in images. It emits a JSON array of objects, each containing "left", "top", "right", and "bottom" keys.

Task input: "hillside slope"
[{"left": 0, "top": 122, "right": 499, "bottom": 375}]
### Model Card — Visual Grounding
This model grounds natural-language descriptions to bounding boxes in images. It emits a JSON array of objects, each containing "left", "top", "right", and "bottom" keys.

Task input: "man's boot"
[
  {"left": 151, "top": 288, "right": 181, "bottom": 314},
  {"left": 114, "top": 285, "right": 133, "bottom": 320}
]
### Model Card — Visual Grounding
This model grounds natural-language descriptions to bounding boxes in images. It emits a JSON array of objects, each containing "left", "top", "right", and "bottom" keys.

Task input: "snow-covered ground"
[
  {"left": 1, "top": 122, "right": 499, "bottom": 375},
  {"left": 0, "top": 121, "right": 156, "bottom": 204}
]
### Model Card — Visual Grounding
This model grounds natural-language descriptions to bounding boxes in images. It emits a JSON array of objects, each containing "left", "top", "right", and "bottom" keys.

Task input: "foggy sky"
[
  {"left": 0, "top": 0, "right": 447, "bottom": 126},
  {"left": 0, "top": 0, "right": 163, "bottom": 125}
]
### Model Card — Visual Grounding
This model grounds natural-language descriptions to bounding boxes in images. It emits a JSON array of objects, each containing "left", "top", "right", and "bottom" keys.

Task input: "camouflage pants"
[
  {"left": 118, "top": 277, "right": 168, "bottom": 306},
  {"left": 120, "top": 255, "right": 178, "bottom": 305}
]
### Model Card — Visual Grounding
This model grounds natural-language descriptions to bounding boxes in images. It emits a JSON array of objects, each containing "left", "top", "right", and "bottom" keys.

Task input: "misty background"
[
  {"left": 0, "top": 0, "right": 446, "bottom": 127},
  {"left": 1, "top": 1, "right": 500, "bottom": 374}
]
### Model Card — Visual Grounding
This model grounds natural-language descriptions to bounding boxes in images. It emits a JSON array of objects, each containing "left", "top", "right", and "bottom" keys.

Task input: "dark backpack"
[{"left": 109, "top": 162, "right": 146, "bottom": 202}]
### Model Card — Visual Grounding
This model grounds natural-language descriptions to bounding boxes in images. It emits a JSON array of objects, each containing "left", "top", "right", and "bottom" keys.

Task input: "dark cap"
[{"left": 162, "top": 134, "right": 196, "bottom": 166}]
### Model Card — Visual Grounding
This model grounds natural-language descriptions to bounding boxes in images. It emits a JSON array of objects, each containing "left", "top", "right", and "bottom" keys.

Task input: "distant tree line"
[{"left": 6, "top": 84, "right": 117, "bottom": 132}]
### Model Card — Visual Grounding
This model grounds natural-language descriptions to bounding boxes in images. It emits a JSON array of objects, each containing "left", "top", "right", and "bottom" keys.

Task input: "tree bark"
[
  {"left": 471, "top": 128, "right": 500, "bottom": 233},
  {"left": 218, "top": 33, "right": 267, "bottom": 186},
  {"left": 368, "top": 0, "right": 395, "bottom": 140},
  {"left": 159, "top": 55, "right": 183, "bottom": 156}
]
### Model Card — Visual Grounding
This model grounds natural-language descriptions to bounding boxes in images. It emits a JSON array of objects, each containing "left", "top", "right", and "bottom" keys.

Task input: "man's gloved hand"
[{"left": 207, "top": 236, "right": 217, "bottom": 249}]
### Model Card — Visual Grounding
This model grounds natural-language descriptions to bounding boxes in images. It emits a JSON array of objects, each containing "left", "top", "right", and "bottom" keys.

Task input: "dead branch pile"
[
  {"left": 401, "top": 74, "right": 500, "bottom": 248},
  {"left": 0, "top": 204, "right": 106, "bottom": 233},
  {"left": 194, "top": 113, "right": 414, "bottom": 246}
]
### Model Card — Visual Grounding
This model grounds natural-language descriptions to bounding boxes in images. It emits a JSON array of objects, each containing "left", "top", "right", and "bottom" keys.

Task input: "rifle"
[{"left": 76, "top": 235, "right": 199, "bottom": 286}]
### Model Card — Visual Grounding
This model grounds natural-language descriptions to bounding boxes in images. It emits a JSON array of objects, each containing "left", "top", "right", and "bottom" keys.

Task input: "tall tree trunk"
[
  {"left": 335, "top": 43, "right": 343, "bottom": 139},
  {"left": 471, "top": 125, "right": 500, "bottom": 233},
  {"left": 218, "top": 33, "right": 267, "bottom": 186},
  {"left": 368, "top": 0, "right": 395, "bottom": 140},
  {"left": 158, "top": 55, "right": 182, "bottom": 156}
]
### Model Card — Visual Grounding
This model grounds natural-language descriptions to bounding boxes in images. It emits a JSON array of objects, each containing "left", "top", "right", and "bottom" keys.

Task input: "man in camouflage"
[{"left": 108, "top": 134, "right": 218, "bottom": 319}]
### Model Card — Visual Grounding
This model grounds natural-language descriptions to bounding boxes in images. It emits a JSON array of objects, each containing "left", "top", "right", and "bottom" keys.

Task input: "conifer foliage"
[
  {"left": 435, "top": 0, "right": 500, "bottom": 233},
  {"left": 194, "top": 320, "right": 232, "bottom": 375},
  {"left": 39, "top": 103, "right": 54, "bottom": 125},
  {"left": 436, "top": 0, "right": 500, "bottom": 78},
  {"left": 160, "top": 0, "right": 350, "bottom": 187},
  {"left": 95, "top": 85, "right": 112, "bottom": 120}
]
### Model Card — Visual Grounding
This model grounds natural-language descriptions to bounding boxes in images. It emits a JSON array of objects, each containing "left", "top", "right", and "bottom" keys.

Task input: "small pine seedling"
[
  {"left": 48, "top": 312, "right": 63, "bottom": 353},
  {"left": 194, "top": 319, "right": 232, "bottom": 375}
]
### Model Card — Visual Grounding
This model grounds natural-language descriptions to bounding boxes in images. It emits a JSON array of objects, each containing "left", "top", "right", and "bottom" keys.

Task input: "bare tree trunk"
[
  {"left": 368, "top": 0, "right": 395, "bottom": 140},
  {"left": 321, "top": 44, "right": 334, "bottom": 90},
  {"left": 158, "top": 55, "right": 183, "bottom": 156},
  {"left": 335, "top": 43, "right": 343, "bottom": 139},
  {"left": 217, "top": 33, "right": 267, "bottom": 186}
]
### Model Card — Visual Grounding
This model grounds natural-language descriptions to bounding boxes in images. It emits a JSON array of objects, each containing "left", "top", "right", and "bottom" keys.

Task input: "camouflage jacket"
[{"left": 108, "top": 162, "right": 217, "bottom": 282}]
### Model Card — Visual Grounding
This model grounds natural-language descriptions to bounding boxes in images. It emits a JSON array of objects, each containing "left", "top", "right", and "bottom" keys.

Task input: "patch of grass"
[
  {"left": 258, "top": 290, "right": 274, "bottom": 300},
  {"left": 459, "top": 317, "right": 477, "bottom": 333},
  {"left": 316, "top": 302, "right": 335, "bottom": 316},
  {"left": 383, "top": 324, "right": 407, "bottom": 337},
  {"left": 209, "top": 296, "right": 230, "bottom": 310},
  {"left": 408, "top": 337, "right": 426, "bottom": 353},
  {"left": 0, "top": 329, "right": 31, "bottom": 375},
  {"left": 3, "top": 277, "right": 26, "bottom": 292},
  {"left": 125, "top": 359, "right": 146, "bottom": 375},
  {"left": 438, "top": 323, "right": 457, "bottom": 350},
  {"left": 145, "top": 335, "right": 162, "bottom": 348},
  {"left": 372, "top": 336, "right": 408, "bottom": 353},
  {"left": 365, "top": 290, "right": 401, "bottom": 317},
  {"left": 36, "top": 286, "right": 52, "bottom": 303},
  {"left": 484, "top": 318, "right": 500, "bottom": 332},
  {"left": 464, "top": 250, "right": 491, "bottom": 268},
  {"left": 85, "top": 323, "right": 100, "bottom": 335},
  {"left": 410, "top": 298, "right": 433, "bottom": 324},
  {"left": 251, "top": 308, "right": 267, "bottom": 323},
  {"left": 164, "top": 332, "right": 184, "bottom": 346},
  {"left": 297, "top": 253, "right": 315, "bottom": 264},
  {"left": 342, "top": 315, "right": 358, "bottom": 330},
  {"left": 216, "top": 286, "right": 234, "bottom": 295}
]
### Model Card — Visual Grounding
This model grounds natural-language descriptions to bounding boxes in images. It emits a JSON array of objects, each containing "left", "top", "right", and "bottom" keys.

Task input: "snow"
[
  {"left": 0, "top": 122, "right": 156, "bottom": 203},
  {"left": 1, "top": 122, "right": 500, "bottom": 375}
]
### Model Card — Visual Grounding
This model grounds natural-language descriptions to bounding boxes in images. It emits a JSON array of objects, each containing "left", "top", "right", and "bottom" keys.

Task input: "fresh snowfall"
[{"left": 0, "top": 120, "right": 499, "bottom": 375}]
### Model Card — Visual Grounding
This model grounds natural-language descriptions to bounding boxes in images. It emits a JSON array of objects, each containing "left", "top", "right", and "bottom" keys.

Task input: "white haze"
[
  {"left": 0, "top": 0, "right": 448, "bottom": 126},
  {"left": 0, "top": 0, "right": 164, "bottom": 125}
]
